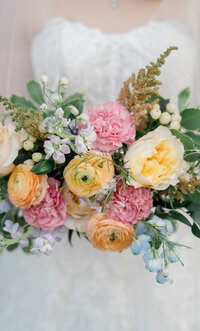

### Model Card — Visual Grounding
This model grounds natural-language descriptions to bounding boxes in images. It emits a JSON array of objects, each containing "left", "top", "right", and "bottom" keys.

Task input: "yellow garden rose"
[
  {"left": 86, "top": 213, "right": 134, "bottom": 252},
  {"left": 8, "top": 164, "right": 49, "bottom": 209},
  {"left": 62, "top": 185, "right": 94, "bottom": 218},
  {"left": 63, "top": 151, "right": 114, "bottom": 197},
  {"left": 124, "top": 126, "right": 185, "bottom": 190},
  {"left": 0, "top": 123, "right": 27, "bottom": 177}
]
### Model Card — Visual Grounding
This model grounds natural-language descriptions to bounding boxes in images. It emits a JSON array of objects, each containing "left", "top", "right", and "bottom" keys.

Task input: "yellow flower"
[
  {"left": 63, "top": 151, "right": 114, "bottom": 197},
  {"left": 124, "top": 126, "right": 185, "bottom": 190},
  {"left": 62, "top": 185, "right": 94, "bottom": 218},
  {"left": 8, "top": 164, "right": 49, "bottom": 209},
  {"left": 86, "top": 213, "right": 134, "bottom": 252},
  {"left": 0, "top": 123, "right": 27, "bottom": 177}
]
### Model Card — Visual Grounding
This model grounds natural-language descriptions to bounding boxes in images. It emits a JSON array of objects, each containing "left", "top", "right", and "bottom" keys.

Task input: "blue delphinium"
[{"left": 130, "top": 216, "right": 183, "bottom": 285}]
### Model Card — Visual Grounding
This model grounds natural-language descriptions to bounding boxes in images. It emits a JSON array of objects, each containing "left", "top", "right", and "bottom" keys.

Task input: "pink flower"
[
  {"left": 79, "top": 102, "right": 135, "bottom": 152},
  {"left": 106, "top": 180, "right": 153, "bottom": 225},
  {"left": 23, "top": 178, "right": 67, "bottom": 230}
]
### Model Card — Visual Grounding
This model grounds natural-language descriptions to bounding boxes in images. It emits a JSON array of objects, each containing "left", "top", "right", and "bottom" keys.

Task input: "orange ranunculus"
[
  {"left": 86, "top": 213, "right": 134, "bottom": 252},
  {"left": 62, "top": 185, "right": 94, "bottom": 218},
  {"left": 8, "top": 164, "right": 49, "bottom": 209},
  {"left": 63, "top": 151, "right": 114, "bottom": 198}
]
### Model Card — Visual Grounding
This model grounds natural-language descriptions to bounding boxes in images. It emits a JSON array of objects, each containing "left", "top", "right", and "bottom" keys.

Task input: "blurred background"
[{"left": 0, "top": 1, "right": 200, "bottom": 330}]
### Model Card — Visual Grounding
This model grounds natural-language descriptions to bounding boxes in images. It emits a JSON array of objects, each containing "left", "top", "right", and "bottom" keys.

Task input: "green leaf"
[
  {"left": 6, "top": 243, "right": 18, "bottom": 251},
  {"left": 136, "top": 130, "right": 146, "bottom": 139},
  {"left": 178, "top": 88, "right": 191, "bottom": 112},
  {"left": 185, "top": 131, "right": 200, "bottom": 149},
  {"left": 171, "top": 129, "right": 194, "bottom": 151},
  {"left": 192, "top": 223, "right": 200, "bottom": 238},
  {"left": 68, "top": 229, "right": 74, "bottom": 246},
  {"left": 30, "top": 159, "right": 54, "bottom": 175},
  {"left": 62, "top": 93, "right": 84, "bottom": 113},
  {"left": 184, "top": 151, "right": 200, "bottom": 162},
  {"left": 27, "top": 80, "right": 45, "bottom": 105},
  {"left": 186, "top": 191, "right": 200, "bottom": 205},
  {"left": 10, "top": 94, "right": 37, "bottom": 109},
  {"left": 168, "top": 210, "right": 192, "bottom": 227},
  {"left": 0, "top": 176, "right": 9, "bottom": 199},
  {"left": 181, "top": 108, "right": 200, "bottom": 130}
]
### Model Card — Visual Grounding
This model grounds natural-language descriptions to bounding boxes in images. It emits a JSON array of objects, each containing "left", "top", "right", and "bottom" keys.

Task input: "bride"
[{"left": 0, "top": 0, "right": 200, "bottom": 330}]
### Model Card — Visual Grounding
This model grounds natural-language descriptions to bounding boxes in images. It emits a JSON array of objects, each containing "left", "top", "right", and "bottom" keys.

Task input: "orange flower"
[
  {"left": 86, "top": 213, "right": 134, "bottom": 252},
  {"left": 63, "top": 151, "right": 114, "bottom": 197},
  {"left": 8, "top": 164, "right": 49, "bottom": 209},
  {"left": 62, "top": 185, "right": 94, "bottom": 218}
]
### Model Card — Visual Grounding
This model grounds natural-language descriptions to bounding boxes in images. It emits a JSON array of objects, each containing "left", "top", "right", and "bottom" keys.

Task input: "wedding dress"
[{"left": 0, "top": 2, "right": 200, "bottom": 331}]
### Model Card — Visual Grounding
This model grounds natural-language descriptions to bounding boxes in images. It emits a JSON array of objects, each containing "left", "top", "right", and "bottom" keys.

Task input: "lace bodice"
[{"left": 31, "top": 18, "right": 196, "bottom": 108}]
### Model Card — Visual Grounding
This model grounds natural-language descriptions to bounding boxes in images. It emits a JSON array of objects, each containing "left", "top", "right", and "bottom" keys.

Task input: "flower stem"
[{"left": 0, "top": 226, "right": 35, "bottom": 248}]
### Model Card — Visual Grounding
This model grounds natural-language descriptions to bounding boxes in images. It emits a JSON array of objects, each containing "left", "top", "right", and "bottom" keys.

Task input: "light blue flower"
[
  {"left": 131, "top": 234, "right": 151, "bottom": 255},
  {"left": 156, "top": 270, "right": 173, "bottom": 285},
  {"left": 166, "top": 249, "right": 179, "bottom": 263},
  {"left": 145, "top": 257, "right": 163, "bottom": 272},
  {"left": 143, "top": 249, "right": 154, "bottom": 263}
]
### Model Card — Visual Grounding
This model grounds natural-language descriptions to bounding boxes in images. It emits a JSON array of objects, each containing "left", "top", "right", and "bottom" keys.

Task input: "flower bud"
[
  {"left": 150, "top": 107, "right": 161, "bottom": 120},
  {"left": 159, "top": 112, "right": 171, "bottom": 125},
  {"left": 40, "top": 103, "right": 48, "bottom": 112},
  {"left": 23, "top": 140, "right": 34, "bottom": 151},
  {"left": 38, "top": 123, "right": 47, "bottom": 134},
  {"left": 69, "top": 105, "right": 79, "bottom": 116},
  {"left": 55, "top": 156, "right": 66, "bottom": 165},
  {"left": 51, "top": 93, "right": 61, "bottom": 105},
  {"left": 166, "top": 102, "right": 176, "bottom": 113},
  {"left": 77, "top": 113, "right": 90, "bottom": 125},
  {"left": 41, "top": 73, "right": 48, "bottom": 85},
  {"left": 60, "top": 77, "right": 69, "bottom": 88},
  {"left": 23, "top": 159, "right": 34, "bottom": 167},
  {"left": 170, "top": 121, "right": 180, "bottom": 130},
  {"left": 28, "top": 135, "right": 37, "bottom": 143},
  {"left": 32, "top": 152, "right": 43, "bottom": 163}
]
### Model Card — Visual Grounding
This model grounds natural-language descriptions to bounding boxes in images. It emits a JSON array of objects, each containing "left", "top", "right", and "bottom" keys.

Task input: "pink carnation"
[
  {"left": 80, "top": 102, "right": 135, "bottom": 152},
  {"left": 23, "top": 178, "right": 67, "bottom": 230},
  {"left": 106, "top": 180, "right": 153, "bottom": 225}
]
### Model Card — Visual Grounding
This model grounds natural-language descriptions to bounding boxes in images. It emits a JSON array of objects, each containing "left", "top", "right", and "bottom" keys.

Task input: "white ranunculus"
[
  {"left": 0, "top": 123, "right": 27, "bottom": 177},
  {"left": 124, "top": 126, "right": 186, "bottom": 190}
]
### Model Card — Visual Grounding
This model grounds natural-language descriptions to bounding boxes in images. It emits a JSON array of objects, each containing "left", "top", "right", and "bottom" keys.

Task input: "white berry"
[
  {"left": 166, "top": 102, "right": 176, "bottom": 113},
  {"left": 38, "top": 123, "right": 47, "bottom": 134},
  {"left": 159, "top": 112, "right": 171, "bottom": 125},
  {"left": 28, "top": 135, "right": 37, "bottom": 143},
  {"left": 171, "top": 114, "right": 182, "bottom": 122},
  {"left": 69, "top": 105, "right": 79, "bottom": 116},
  {"left": 23, "top": 159, "right": 34, "bottom": 167},
  {"left": 40, "top": 103, "right": 48, "bottom": 112},
  {"left": 150, "top": 107, "right": 161, "bottom": 120},
  {"left": 170, "top": 121, "right": 180, "bottom": 130},
  {"left": 32, "top": 152, "right": 43, "bottom": 163},
  {"left": 23, "top": 140, "right": 34, "bottom": 151}
]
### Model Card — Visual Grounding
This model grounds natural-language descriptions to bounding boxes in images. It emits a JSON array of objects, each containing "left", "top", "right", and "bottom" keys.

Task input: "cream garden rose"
[
  {"left": 0, "top": 123, "right": 27, "bottom": 177},
  {"left": 124, "top": 126, "right": 185, "bottom": 190}
]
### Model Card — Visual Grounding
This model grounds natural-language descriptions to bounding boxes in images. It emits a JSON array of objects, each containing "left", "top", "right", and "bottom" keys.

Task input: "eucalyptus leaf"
[
  {"left": 178, "top": 88, "right": 191, "bottom": 112},
  {"left": 181, "top": 108, "right": 200, "bottom": 130},
  {"left": 68, "top": 229, "right": 74, "bottom": 246},
  {"left": 27, "top": 80, "right": 45, "bottom": 105},
  {"left": 30, "top": 159, "right": 54, "bottom": 175},
  {"left": 192, "top": 223, "right": 200, "bottom": 238},
  {"left": 185, "top": 131, "right": 200, "bottom": 149},
  {"left": 167, "top": 210, "right": 192, "bottom": 227},
  {"left": 171, "top": 129, "right": 194, "bottom": 151},
  {"left": 10, "top": 94, "right": 37, "bottom": 109},
  {"left": 184, "top": 151, "right": 200, "bottom": 162},
  {"left": 62, "top": 93, "right": 84, "bottom": 113}
]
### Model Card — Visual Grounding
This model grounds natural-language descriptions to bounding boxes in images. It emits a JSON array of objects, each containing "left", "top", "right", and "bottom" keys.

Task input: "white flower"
[
  {"left": 79, "top": 124, "right": 97, "bottom": 149},
  {"left": 44, "top": 135, "right": 70, "bottom": 163},
  {"left": 124, "top": 126, "right": 186, "bottom": 190},
  {"left": 77, "top": 113, "right": 90, "bottom": 125},
  {"left": 41, "top": 73, "right": 48, "bottom": 85},
  {"left": 60, "top": 77, "right": 69, "bottom": 88},
  {"left": 3, "top": 220, "right": 29, "bottom": 248},
  {"left": 0, "top": 123, "right": 27, "bottom": 177},
  {"left": 0, "top": 200, "right": 10, "bottom": 213},
  {"left": 40, "top": 103, "right": 48, "bottom": 112},
  {"left": 75, "top": 135, "right": 88, "bottom": 153},
  {"left": 31, "top": 234, "right": 55, "bottom": 256},
  {"left": 55, "top": 107, "right": 64, "bottom": 118}
]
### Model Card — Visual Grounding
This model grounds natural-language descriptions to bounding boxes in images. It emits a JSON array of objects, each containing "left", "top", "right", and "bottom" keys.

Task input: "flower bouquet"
[{"left": 0, "top": 46, "right": 200, "bottom": 284}]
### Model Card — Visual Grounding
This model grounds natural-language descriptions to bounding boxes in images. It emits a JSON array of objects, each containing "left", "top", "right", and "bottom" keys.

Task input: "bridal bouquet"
[{"left": 0, "top": 46, "right": 200, "bottom": 284}]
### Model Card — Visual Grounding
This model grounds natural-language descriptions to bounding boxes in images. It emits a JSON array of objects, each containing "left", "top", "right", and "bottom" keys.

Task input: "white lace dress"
[{"left": 0, "top": 18, "right": 200, "bottom": 331}]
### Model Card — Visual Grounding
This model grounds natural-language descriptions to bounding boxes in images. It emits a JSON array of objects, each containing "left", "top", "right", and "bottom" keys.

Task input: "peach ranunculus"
[
  {"left": 62, "top": 185, "right": 94, "bottom": 218},
  {"left": 124, "top": 126, "right": 185, "bottom": 190},
  {"left": 0, "top": 123, "right": 27, "bottom": 177},
  {"left": 63, "top": 151, "right": 114, "bottom": 198},
  {"left": 8, "top": 164, "right": 49, "bottom": 209},
  {"left": 86, "top": 213, "right": 134, "bottom": 252}
]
